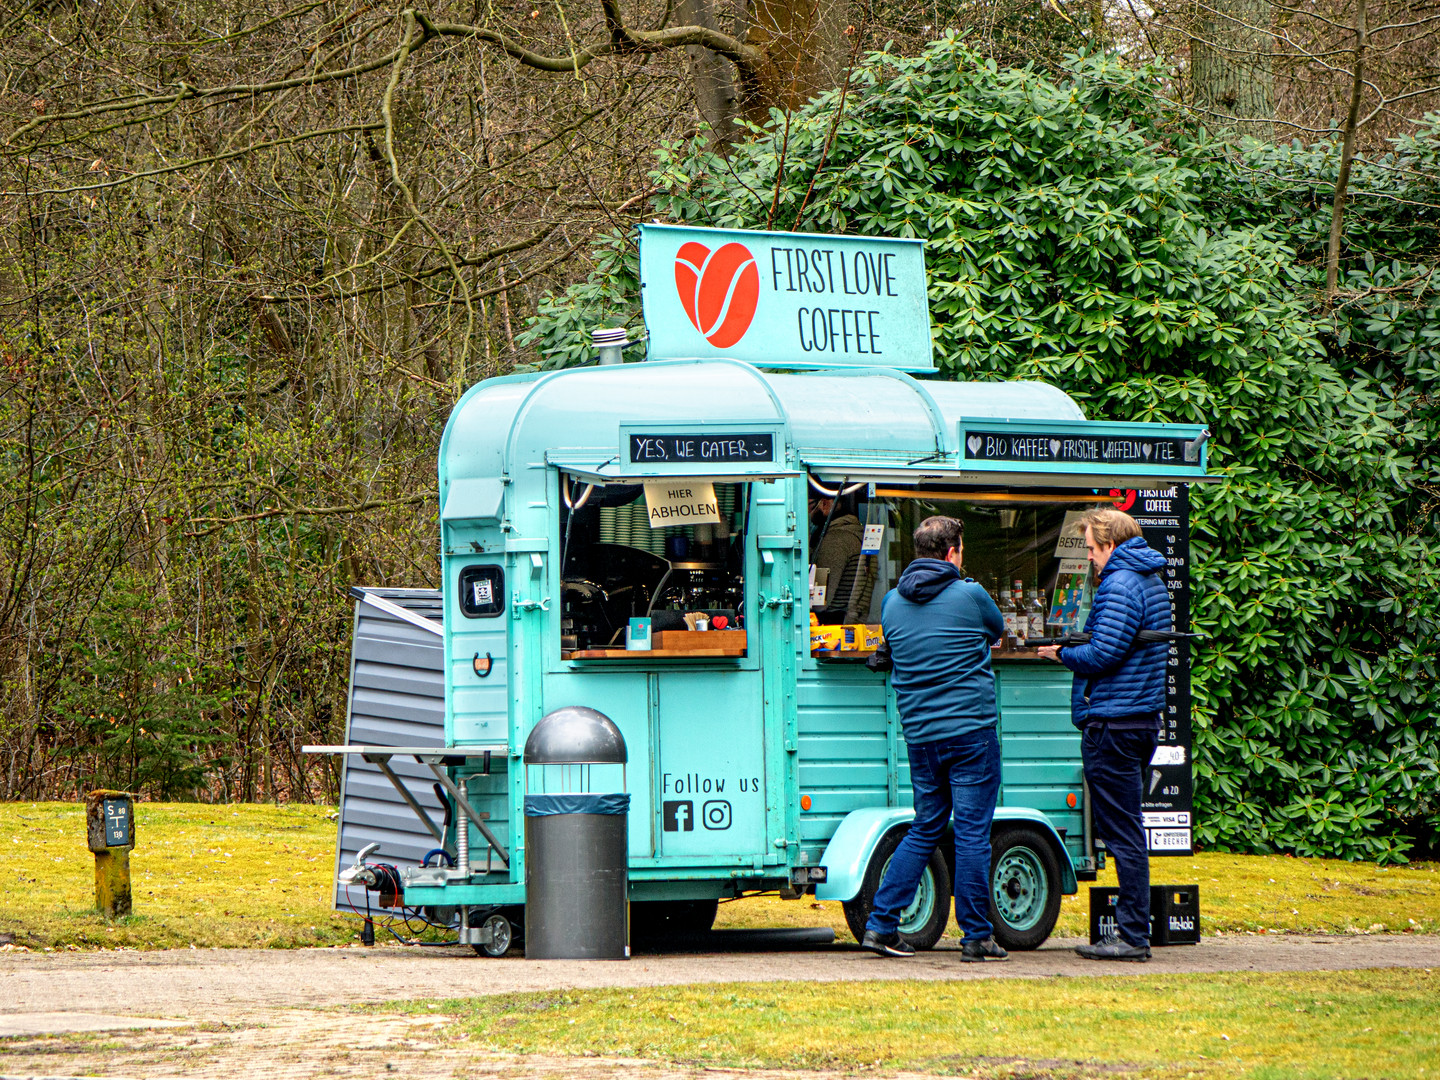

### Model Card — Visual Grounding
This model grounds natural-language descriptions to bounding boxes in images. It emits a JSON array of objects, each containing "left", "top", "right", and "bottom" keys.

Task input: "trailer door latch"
[{"left": 511, "top": 595, "right": 551, "bottom": 617}]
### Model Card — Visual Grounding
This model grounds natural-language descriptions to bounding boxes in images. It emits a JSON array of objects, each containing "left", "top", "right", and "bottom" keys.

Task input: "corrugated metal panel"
[
  {"left": 997, "top": 666, "right": 1085, "bottom": 860},
  {"left": 796, "top": 668, "right": 892, "bottom": 859},
  {"left": 332, "top": 588, "right": 447, "bottom": 911}
]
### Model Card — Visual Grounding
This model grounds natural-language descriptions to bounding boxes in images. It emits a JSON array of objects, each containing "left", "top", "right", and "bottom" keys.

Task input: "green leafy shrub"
[
  {"left": 521, "top": 37, "right": 1440, "bottom": 860},
  {"left": 55, "top": 570, "right": 233, "bottom": 799},
  {"left": 1181, "top": 126, "right": 1440, "bottom": 860}
]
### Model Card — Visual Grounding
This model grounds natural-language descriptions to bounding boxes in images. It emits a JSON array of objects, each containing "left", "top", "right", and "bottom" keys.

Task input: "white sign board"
[
  {"left": 1055, "top": 510, "right": 1090, "bottom": 574},
  {"left": 861, "top": 524, "right": 885, "bottom": 555},
  {"left": 644, "top": 482, "right": 722, "bottom": 526}
]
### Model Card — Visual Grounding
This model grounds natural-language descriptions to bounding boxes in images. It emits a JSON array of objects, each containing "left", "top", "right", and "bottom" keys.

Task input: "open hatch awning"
[{"left": 546, "top": 453, "right": 800, "bottom": 487}]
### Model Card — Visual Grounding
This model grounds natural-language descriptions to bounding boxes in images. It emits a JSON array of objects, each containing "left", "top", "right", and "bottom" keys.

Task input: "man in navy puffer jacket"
[
  {"left": 860, "top": 515, "right": 1009, "bottom": 962},
  {"left": 1039, "top": 508, "right": 1170, "bottom": 962}
]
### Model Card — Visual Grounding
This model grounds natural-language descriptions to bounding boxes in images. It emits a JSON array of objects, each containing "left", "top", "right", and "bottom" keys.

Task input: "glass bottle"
[
  {"left": 1000, "top": 587, "right": 1019, "bottom": 648},
  {"left": 1028, "top": 589, "right": 1047, "bottom": 639},
  {"left": 1011, "top": 580, "right": 1026, "bottom": 645}
]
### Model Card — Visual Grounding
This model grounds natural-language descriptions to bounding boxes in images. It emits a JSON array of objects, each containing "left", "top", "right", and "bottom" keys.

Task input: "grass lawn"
[
  {"left": 5, "top": 802, "right": 356, "bottom": 949},
  {"left": 418, "top": 969, "right": 1439, "bottom": 1079},
  {"left": 3, "top": 802, "right": 1438, "bottom": 949}
]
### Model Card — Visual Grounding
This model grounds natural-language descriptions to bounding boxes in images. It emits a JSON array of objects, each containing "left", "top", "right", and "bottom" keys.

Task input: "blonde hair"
[{"left": 1078, "top": 508, "right": 1142, "bottom": 548}]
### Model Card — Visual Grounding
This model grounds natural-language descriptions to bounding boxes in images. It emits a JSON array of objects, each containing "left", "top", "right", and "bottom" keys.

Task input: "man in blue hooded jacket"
[
  {"left": 1038, "top": 508, "right": 1171, "bottom": 962},
  {"left": 860, "top": 514, "right": 1009, "bottom": 962}
]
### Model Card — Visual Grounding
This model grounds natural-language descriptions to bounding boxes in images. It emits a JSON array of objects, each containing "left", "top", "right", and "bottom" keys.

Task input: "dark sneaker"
[
  {"left": 960, "top": 937, "right": 1009, "bottom": 962},
  {"left": 860, "top": 929, "right": 915, "bottom": 957},
  {"left": 1076, "top": 934, "right": 1151, "bottom": 961}
]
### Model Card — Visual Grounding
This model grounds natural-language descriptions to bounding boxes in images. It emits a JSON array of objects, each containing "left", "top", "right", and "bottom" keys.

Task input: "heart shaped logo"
[
  {"left": 1049, "top": 439, "right": 1062, "bottom": 458},
  {"left": 966, "top": 435, "right": 983, "bottom": 456},
  {"left": 1142, "top": 444, "right": 1152, "bottom": 459},
  {"left": 675, "top": 241, "right": 759, "bottom": 348}
]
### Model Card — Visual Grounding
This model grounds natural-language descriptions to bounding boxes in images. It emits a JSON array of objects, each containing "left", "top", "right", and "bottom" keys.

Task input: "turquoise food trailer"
[{"left": 317, "top": 225, "right": 1209, "bottom": 955}]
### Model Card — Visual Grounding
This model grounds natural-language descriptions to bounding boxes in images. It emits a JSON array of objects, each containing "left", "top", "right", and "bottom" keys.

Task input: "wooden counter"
[{"left": 566, "top": 629, "right": 746, "bottom": 661}]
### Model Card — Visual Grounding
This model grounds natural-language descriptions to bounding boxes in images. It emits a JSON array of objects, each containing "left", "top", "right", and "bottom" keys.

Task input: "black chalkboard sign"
[
  {"left": 962, "top": 430, "right": 1190, "bottom": 466},
  {"left": 629, "top": 433, "right": 774, "bottom": 464}
]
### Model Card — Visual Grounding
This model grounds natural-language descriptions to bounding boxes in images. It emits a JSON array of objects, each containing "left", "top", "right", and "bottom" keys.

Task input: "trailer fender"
[
  {"left": 814, "top": 808, "right": 916, "bottom": 902},
  {"left": 815, "top": 807, "right": 1078, "bottom": 902}
]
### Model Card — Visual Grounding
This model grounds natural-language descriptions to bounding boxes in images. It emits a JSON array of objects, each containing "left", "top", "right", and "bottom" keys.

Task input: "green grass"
[
  {"left": 4, "top": 801, "right": 357, "bottom": 949},
  {"left": 417, "top": 970, "right": 1440, "bottom": 1079},
  {"left": 4, "top": 802, "right": 1438, "bottom": 949}
]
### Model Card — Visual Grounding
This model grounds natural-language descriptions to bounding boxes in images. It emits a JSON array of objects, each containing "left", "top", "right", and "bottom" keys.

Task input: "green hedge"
[{"left": 519, "top": 38, "right": 1440, "bottom": 861}]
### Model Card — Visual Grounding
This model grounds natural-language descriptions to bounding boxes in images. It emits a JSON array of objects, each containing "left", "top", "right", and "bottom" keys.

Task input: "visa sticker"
[{"left": 861, "top": 524, "right": 884, "bottom": 555}]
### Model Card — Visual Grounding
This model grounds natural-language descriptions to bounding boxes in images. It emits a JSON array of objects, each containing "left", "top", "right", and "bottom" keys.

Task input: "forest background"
[{"left": 0, "top": 0, "right": 1436, "bottom": 862}]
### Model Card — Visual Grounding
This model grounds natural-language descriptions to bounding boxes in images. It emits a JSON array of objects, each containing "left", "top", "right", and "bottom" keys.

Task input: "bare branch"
[
  {"left": 380, "top": 12, "right": 475, "bottom": 385},
  {"left": 184, "top": 494, "right": 432, "bottom": 538},
  {"left": 1, "top": 123, "right": 382, "bottom": 196},
  {"left": 417, "top": 7, "right": 762, "bottom": 76}
]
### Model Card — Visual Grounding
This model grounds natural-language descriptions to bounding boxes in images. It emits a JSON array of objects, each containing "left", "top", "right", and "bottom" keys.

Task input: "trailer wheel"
[
  {"left": 842, "top": 828, "right": 951, "bottom": 950},
  {"left": 988, "top": 825, "right": 1062, "bottom": 951},
  {"left": 471, "top": 911, "right": 516, "bottom": 957}
]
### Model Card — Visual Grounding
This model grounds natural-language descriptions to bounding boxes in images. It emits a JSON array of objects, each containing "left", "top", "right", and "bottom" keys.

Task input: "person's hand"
[{"left": 1036, "top": 645, "right": 1061, "bottom": 662}]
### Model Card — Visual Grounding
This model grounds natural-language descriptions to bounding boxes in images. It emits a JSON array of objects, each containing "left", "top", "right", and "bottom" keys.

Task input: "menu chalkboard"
[
  {"left": 1130, "top": 486, "right": 1194, "bottom": 857},
  {"left": 963, "top": 431, "right": 1191, "bottom": 466}
]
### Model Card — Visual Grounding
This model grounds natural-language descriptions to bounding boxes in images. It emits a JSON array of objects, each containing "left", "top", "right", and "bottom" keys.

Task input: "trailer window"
[
  {"left": 558, "top": 478, "right": 750, "bottom": 659},
  {"left": 810, "top": 484, "right": 1114, "bottom": 659}
]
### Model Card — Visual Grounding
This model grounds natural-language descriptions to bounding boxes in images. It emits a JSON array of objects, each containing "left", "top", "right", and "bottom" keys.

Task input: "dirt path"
[
  {"left": 2, "top": 936, "right": 1436, "bottom": 1079},
  {"left": 4, "top": 934, "right": 1438, "bottom": 1017}
]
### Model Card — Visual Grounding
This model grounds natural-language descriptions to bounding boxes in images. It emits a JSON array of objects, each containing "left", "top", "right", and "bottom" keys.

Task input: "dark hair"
[{"left": 914, "top": 515, "right": 964, "bottom": 560}]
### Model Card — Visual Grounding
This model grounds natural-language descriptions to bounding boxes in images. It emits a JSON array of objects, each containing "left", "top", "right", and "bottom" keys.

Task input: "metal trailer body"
[
  {"left": 331, "top": 357, "right": 1208, "bottom": 948},
  {"left": 330, "top": 589, "right": 446, "bottom": 911}
]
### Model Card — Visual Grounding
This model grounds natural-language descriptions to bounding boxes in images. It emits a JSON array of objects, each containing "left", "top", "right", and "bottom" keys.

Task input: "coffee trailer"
[{"left": 314, "top": 225, "right": 1209, "bottom": 954}]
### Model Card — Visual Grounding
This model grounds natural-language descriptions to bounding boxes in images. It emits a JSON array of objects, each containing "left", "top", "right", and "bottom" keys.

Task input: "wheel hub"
[{"left": 992, "top": 847, "right": 1047, "bottom": 932}]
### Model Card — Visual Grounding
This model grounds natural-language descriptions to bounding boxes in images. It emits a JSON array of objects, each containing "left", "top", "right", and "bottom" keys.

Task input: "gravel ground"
[{"left": 1, "top": 935, "right": 1436, "bottom": 1079}]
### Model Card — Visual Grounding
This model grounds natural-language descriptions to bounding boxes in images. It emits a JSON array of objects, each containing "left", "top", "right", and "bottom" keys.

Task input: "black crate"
[{"left": 1089, "top": 885, "right": 1200, "bottom": 945}]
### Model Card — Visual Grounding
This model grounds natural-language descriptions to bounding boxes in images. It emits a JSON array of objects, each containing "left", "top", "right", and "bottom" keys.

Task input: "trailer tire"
[
  {"left": 842, "top": 828, "right": 951, "bottom": 950},
  {"left": 630, "top": 899, "right": 719, "bottom": 941},
  {"left": 988, "top": 825, "right": 1062, "bottom": 951},
  {"left": 469, "top": 907, "right": 521, "bottom": 957}
]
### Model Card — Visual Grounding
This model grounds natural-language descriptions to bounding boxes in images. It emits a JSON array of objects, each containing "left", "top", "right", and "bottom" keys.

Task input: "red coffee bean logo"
[{"left": 674, "top": 241, "right": 759, "bottom": 348}]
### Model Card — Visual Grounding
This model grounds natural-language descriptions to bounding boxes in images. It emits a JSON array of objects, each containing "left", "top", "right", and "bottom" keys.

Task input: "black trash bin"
[{"left": 523, "top": 706, "right": 629, "bottom": 960}]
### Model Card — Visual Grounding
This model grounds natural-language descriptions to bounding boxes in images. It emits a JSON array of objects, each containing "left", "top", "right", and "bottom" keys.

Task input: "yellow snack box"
[
  {"left": 862, "top": 624, "right": 885, "bottom": 650},
  {"left": 810, "top": 625, "right": 845, "bottom": 651}
]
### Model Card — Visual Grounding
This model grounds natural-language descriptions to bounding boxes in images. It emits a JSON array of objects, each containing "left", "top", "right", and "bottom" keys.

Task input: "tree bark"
[
  {"left": 1190, "top": 0, "right": 1276, "bottom": 138},
  {"left": 678, "top": 0, "right": 749, "bottom": 146},
  {"left": 676, "top": 0, "right": 851, "bottom": 148}
]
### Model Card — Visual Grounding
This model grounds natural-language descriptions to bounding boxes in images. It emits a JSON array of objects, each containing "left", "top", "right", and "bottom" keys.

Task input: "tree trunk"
[
  {"left": 1190, "top": 0, "right": 1276, "bottom": 138},
  {"left": 1325, "top": 0, "right": 1368, "bottom": 309},
  {"left": 679, "top": 0, "right": 851, "bottom": 149},
  {"left": 678, "top": 0, "right": 750, "bottom": 147}
]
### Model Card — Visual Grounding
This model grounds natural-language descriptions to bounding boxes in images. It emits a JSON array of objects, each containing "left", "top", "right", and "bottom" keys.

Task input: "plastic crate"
[{"left": 1089, "top": 884, "right": 1200, "bottom": 945}]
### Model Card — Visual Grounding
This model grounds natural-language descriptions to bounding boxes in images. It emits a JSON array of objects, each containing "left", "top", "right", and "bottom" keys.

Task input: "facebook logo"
[{"left": 662, "top": 800, "right": 694, "bottom": 832}]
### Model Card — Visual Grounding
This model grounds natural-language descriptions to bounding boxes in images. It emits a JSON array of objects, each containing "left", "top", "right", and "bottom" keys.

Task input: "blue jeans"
[
  {"left": 1083, "top": 724, "right": 1159, "bottom": 947},
  {"left": 865, "top": 727, "right": 1001, "bottom": 942}
]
